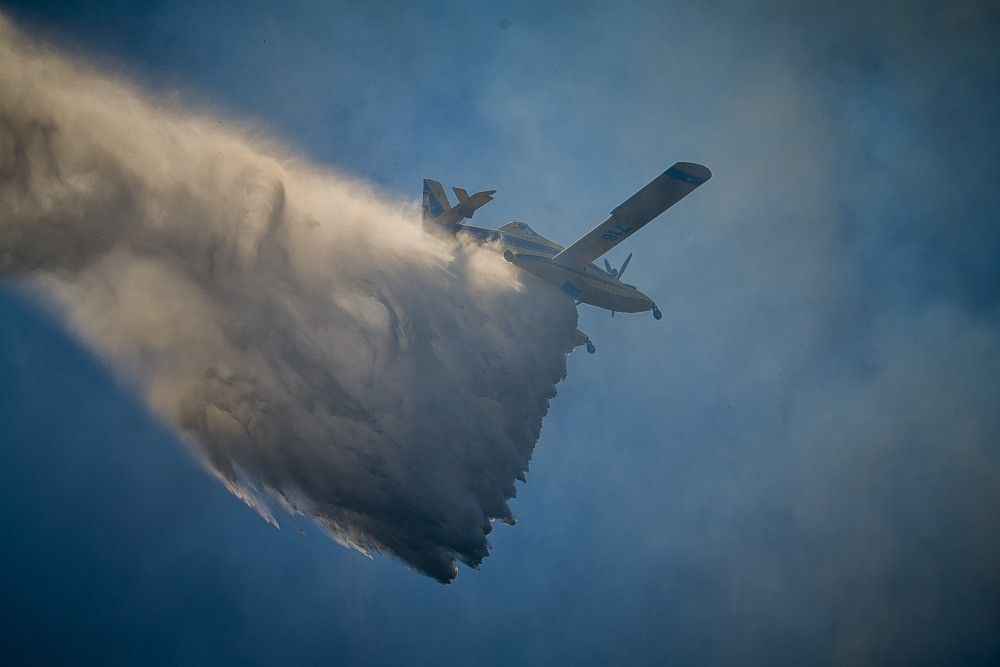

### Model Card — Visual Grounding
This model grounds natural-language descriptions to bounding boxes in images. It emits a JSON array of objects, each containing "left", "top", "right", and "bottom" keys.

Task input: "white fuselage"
[{"left": 453, "top": 222, "right": 656, "bottom": 314}]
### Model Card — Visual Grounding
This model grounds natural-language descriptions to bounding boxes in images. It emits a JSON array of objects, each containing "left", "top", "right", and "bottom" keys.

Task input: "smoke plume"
[{"left": 0, "top": 15, "right": 577, "bottom": 582}]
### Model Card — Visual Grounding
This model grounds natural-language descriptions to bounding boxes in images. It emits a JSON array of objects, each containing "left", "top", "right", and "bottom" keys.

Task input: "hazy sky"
[{"left": 1, "top": 1, "right": 998, "bottom": 664}]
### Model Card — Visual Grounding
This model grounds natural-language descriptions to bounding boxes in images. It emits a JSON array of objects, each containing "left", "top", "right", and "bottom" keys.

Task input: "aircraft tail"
[
  {"left": 422, "top": 178, "right": 496, "bottom": 230},
  {"left": 422, "top": 179, "right": 452, "bottom": 227}
]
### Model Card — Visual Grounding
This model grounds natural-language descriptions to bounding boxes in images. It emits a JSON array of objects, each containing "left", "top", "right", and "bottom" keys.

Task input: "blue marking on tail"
[{"left": 422, "top": 181, "right": 446, "bottom": 218}]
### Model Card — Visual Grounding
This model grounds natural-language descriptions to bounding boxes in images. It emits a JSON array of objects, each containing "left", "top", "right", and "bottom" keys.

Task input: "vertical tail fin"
[
  {"left": 422, "top": 179, "right": 451, "bottom": 226},
  {"left": 422, "top": 178, "right": 494, "bottom": 230}
]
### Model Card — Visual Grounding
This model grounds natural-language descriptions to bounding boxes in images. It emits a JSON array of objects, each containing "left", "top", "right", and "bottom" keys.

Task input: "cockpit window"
[{"left": 500, "top": 221, "right": 540, "bottom": 238}]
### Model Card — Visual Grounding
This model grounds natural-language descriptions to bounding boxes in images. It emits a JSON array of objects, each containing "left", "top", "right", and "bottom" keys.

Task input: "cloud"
[
  {"left": 465, "top": 1, "right": 1000, "bottom": 660},
  {"left": 0, "top": 14, "right": 577, "bottom": 583}
]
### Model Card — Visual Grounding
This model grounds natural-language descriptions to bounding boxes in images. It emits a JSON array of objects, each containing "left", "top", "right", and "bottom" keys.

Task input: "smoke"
[{"left": 0, "top": 14, "right": 578, "bottom": 583}]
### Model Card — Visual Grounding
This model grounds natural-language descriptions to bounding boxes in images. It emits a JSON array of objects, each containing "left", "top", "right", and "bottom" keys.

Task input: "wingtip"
[
  {"left": 681, "top": 162, "right": 711, "bottom": 179},
  {"left": 665, "top": 162, "right": 712, "bottom": 185}
]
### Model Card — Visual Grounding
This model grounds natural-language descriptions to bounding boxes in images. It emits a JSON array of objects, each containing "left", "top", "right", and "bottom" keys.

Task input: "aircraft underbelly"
[{"left": 510, "top": 255, "right": 652, "bottom": 313}]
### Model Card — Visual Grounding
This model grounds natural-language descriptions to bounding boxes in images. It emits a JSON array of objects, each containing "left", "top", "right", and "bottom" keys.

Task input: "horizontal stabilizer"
[{"left": 422, "top": 179, "right": 497, "bottom": 227}]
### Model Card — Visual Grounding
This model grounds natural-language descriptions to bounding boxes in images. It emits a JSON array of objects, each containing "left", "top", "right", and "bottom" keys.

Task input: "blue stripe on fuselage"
[
  {"left": 455, "top": 225, "right": 560, "bottom": 255},
  {"left": 561, "top": 281, "right": 582, "bottom": 297},
  {"left": 513, "top": 253, "right": 644, "bottom": 293}
]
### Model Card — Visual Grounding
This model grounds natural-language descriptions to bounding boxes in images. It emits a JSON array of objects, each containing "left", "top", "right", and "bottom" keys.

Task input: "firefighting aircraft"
[{"left": 422, "top": 162, "right": 711, "bottom": 353}]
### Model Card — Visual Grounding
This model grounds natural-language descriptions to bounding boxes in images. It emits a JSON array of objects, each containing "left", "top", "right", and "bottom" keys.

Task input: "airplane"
[{"left": 421, "top": 162, "right": 711, "bottom": 354}]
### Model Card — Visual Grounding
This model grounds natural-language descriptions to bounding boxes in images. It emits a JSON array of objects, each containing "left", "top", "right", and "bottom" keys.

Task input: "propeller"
[
  {"left": 618, "top": 253, "right": 632, "bottom": 278},
  {"left": 603, "top": 253, "right": 633, "bottom": 280}
]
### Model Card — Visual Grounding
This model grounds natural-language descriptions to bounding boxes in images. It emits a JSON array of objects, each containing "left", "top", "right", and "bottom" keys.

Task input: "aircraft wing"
[{"left": 552, "top": 162, "right": 711, "bottom": 269}]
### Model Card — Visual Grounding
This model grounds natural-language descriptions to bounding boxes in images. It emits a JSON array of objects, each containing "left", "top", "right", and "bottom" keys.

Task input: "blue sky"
[{"left": 1, "top": 1, "right": 999, "bottom": 664}]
